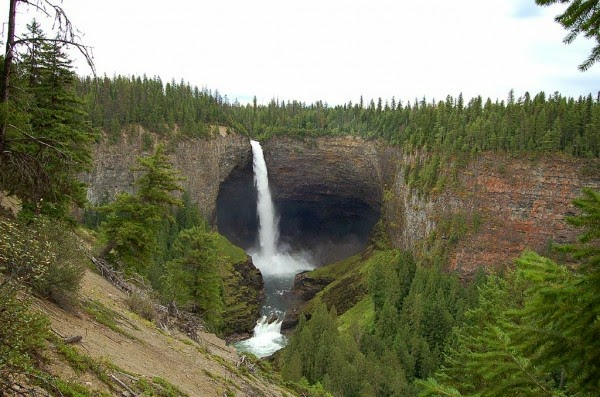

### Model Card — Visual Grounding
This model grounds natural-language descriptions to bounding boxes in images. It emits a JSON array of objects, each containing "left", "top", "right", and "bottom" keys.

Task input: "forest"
[
  {"left": 77, "top": 75, "right": 600, "bottom": 158},
  {"left": 1, "top": 0, "right": 599, "bottom": 395}
]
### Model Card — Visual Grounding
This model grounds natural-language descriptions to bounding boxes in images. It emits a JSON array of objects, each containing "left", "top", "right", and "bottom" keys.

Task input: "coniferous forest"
[
  {"left": 77, "top": 75, "right": 600, "bottom": 158},
  {"left": 1, "top": 0, "right": 599, "bottom": 395}
]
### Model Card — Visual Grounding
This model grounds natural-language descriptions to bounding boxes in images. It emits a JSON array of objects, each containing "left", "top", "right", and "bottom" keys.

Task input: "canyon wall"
[
  {"left": 83, "top": 127, "right": 251, "bottom": 223},
  {"left": 379, "top": 147, "right": 600, "bottom": 276},
  {"left": 85, "top": 132, "right": 600, "bottom": 277}
]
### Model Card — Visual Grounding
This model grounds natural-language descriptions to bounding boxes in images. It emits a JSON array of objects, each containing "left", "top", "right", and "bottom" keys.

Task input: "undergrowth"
[{"left": 82, "top": 299, "right": 139, "bottom": 339}]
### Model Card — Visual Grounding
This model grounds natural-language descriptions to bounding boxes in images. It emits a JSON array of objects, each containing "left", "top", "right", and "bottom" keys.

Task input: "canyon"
[{"left": 85, "top": 130, "right": 600, "bottom": 279}]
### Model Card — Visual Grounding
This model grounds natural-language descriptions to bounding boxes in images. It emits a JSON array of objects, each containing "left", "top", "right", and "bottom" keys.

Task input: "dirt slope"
[{"left": 36, "top": 269, "right": 291, "bottom": 397}]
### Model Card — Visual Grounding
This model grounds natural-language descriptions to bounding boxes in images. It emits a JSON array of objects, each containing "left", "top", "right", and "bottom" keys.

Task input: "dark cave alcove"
[
  {"left": 273, "top": 197, "right": 380, "bottom": 265},
  {"left": 216, "top": 159, "right": 259, "bottom": 250},
  {"left": 216, "top": 159, "right": 381, "bottom": 266}
]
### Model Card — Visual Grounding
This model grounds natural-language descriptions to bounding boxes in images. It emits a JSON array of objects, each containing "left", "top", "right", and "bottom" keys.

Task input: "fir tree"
[
  {"left": 514, "top": 189, "right": 600, "bottom": 394},
  {"left": 161, "top": 226, "right": 224, "bottom": 331},
  {"left": 99, "top": 145, "right": 184, "bottom": 273},
  {"left": 1, "top": 20, "right": 94, "bottom": 218},
  {"left": 536, "top": 0, "right": 600, "bottom": 71}
]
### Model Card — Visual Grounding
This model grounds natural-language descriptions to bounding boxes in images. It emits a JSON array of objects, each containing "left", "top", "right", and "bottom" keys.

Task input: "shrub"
[
  {"left": 0, "top": 281, "right": 49, "bottom": 391},
  {"left": 125, "top": 291, "right": 156, "bottom": 321},
  {"left": 0, "top": 217, "right": 86, "bottom": 308}
]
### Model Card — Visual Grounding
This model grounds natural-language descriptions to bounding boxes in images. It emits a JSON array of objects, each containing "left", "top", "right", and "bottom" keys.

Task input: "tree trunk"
[
  {"left": 99, "top": 240, "right": 117, "bottom": 259},
  {"left": 0, "top": 0, "right": 18, "bottom": 153}
]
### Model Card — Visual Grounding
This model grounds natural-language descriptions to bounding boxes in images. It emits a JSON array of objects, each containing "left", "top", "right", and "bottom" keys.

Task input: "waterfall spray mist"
[{"left": 235, "top": 140, "right": 313, "bottom": 358}]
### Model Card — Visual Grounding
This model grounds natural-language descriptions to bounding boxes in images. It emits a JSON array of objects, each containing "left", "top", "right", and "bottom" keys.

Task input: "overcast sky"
[{"left": 3, "top": 0, "right": 600, "bottom": 105}]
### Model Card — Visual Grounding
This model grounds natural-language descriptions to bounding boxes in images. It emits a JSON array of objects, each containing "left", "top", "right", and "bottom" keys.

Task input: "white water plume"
[
  {"left": 251, "top": 140, "right": 278, "bottom": 261},
  {"left": 235, "top": 140, "right": 313, "bottom": 358},
  {"left": 249, "top": 140, "right": 313, "bottom": 277},
  {"left": 235, "top": 316, "right": 286, "bottom": 358}
]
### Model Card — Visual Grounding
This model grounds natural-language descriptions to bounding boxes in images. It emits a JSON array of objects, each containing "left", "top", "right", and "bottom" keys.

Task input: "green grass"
[
  {"left": 82, "top": 299, "right": 137, "bottom": 339},
  {"left": 300, "top": 250, "right": 402, "bottom": 332},
  {"left": 137, "top": 376, "right": 189, "bottom": 397},
  {"left": 51, "top": 378, "right": 112, "bottom": 397},
  {"left": 307, "top": 252, "right": 363, "bottom": 280},
  {"left": 53, "top": 335, "right": 112, "bottom": 385},
  {"left": 53, "top": 334, "right": 188, "bottom": 396},
  {"left": 214, "top": 233, "right": 247, "bottom": 263},
  {"left": 337, "top": 296, "right": 375, "bottom": 332}
]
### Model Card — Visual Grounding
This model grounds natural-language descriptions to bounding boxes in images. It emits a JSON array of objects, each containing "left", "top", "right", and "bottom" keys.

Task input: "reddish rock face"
[
  {"left": 448, "top": 155, "right": 599, "bottom": 276},
  {"left": 381, "top": 150, "right": 600, "bottom": 277},
  {"left": 85, "top": 132, "right": 600, "bottom": 278}
]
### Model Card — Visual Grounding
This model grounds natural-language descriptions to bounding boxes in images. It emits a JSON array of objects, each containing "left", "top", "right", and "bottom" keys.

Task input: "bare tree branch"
[
  {"left": 6, "top": 124, "right": 73, "bottom": 161},
  {"left": 1, "top": 0, "right": 96, "bottom": 152}
]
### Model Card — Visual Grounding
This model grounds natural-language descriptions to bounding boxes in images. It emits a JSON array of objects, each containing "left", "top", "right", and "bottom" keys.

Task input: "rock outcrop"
[
  {"left": 378, "top": 149, "right": 600, "bottom": 277},
  {"left": 223, "top": 256, "right": 264, "bottom": 336},
  {"left": 85, "top": 130, "right": 600, "bottom": 279},
  {"left": 83, "top": 128, "right": 251, "bottom": 224}
]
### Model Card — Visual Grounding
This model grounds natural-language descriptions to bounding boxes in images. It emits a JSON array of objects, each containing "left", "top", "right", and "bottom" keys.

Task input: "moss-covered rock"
[{"left": 215, "top": 234, "right": 264, "bottom": 336}]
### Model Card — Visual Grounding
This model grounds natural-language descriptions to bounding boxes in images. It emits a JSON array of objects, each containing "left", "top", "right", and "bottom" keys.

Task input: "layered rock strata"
[
  {"left": 85, "top": 131, "right": 600, "bottom": 282},
  {"left": 83, "top": 128, "right": 251, "bottom": 224}
]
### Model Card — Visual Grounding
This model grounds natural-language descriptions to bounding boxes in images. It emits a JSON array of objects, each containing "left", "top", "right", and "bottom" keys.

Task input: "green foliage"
[
  {"left": 0, "top": 284, "right": 49, "bottom": 390},
  {"left": 536, "top": 0, "right": 600, "bottom": 71},
  {"left": 420, "top": 189, "right": 600, "bottom": 396},
  {"left": 99, "top": 145, "right": 184, "bottom": 272},
  {"left": 0, "top": 217, "right": 86, "bottom": 307},
  {"left": 282, "top": 249, "right": 480, "bottom": 396},
  {"left": 417, "top": 378, "right": 462, "bottom": 397},
  {"left": 122, "top": 186, "right": 257, "bottom": 336},
  {"left": 161, "top": 226, "right": 224, "bottom": 331},
  {"left": 99, "top": 192, "right": 163, "bottom": 271},
  {"left": 337, "top": 296, "right": 375, "bottom": 332},
  {"left": 51, "top": 378, "right": 111, "bottom": 397},
  {"left": 282, "top": 301, "right": 370, "bottom": 397},
  {"left": 76, "top": 75, "right": 228, "bottom": 139},
  {"left": 136, "top": 376, "right": 188, "bottom": 397},
  {"left": 418, "top": 274, "right": 554, "bottom": 397},
  {"left": 78, "top": 73, "right": 600, "bottom": 160},
  {"left": 54, "top": 334, "right": 187, "bottom": 396},
  {"left": 142, "top": 130, "right": 154, "bottom": 151},
  {"left": 54, "top": 337, "right": 111, "bottom": 382},
  {"left": 1, "top": 20, "right": 95, "bottom": 219},
  {"left": 82, "top": 299, "right": 137, "bottom": 339},
  {"left": 134, "top": 144, "right": 185, "bottom": 207},
  {"left": 284, "top": 378, "right": 334, "bottom": 397},
  {"left": 125, "top": 291, "right": 156, "bottom": 321},
  {"left": 511, "top": 190, "right": 600, "bottom": 394}
]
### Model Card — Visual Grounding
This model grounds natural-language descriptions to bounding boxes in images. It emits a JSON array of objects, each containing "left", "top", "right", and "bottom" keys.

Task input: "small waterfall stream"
[{"left": 235, "top": 140, "right": 313, "bottom": 358}]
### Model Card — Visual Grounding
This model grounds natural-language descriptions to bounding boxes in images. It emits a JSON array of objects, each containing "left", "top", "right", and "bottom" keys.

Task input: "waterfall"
[
  {"left": 251, "top": 140, "right": 278, "bottom": 263},
  {"left": 235, "top": 140, "right": 313, "bottom": 358}
]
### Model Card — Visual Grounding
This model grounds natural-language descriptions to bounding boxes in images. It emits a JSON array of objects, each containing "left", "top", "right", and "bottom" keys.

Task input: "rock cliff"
[
  {"left": 83, "top": 127, "right": 252, "bottom": 224},
  {"left": 85, "top": 131, "right": 600, "bottom": 278},
  {"left": 262, "top": 136, "right": 382, "bottom": 264},
  {"left": 217, "top": 136, "right": 383, "bottom": 265},
  {"left": 84, "top": 128, "right": 260, "bottom": 336},
  {"left": 379, "top": 149, "right": 600, "bottom": 277}
]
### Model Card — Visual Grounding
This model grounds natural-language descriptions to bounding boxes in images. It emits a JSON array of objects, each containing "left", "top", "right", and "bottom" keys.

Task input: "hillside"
[{"left": 34, "top": 266, "right": 291, "bottom": 397}]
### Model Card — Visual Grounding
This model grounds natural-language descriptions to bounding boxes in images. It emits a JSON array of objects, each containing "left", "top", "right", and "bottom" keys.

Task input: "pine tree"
[
  {"left": 536, "top": 0, "right": 600, "bottom": 71},
  {"left": 417, "top": 275, "right": 555, "bottom": 397},
  {"left": 99, "top": 145, "right": 184, "bottom": 273},
  {"left": 1, "top": 20, "right": 94, "bottom": 218},
  {"left": 514, "top": 189, "right": 600, "bottom": 394},
  {"left": 419, "top": 189, "right": 600, "bottom": 396},
  {"left": 161, "top": 227, "right": 224, "bottom": 331}
]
